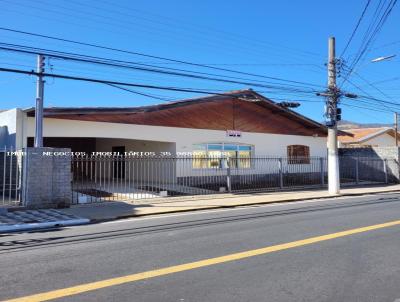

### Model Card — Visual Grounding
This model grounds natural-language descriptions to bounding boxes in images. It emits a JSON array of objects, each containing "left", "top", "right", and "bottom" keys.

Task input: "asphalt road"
[{"left": 1, "top": 192, "right": 400, "bottom": 302}]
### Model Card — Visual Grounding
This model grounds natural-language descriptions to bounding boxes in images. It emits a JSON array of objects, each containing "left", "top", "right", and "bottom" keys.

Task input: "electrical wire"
[
  {"left": 0, "top": 45, "right": 322, "bottom": 96},
  {"left": 5, "top": 0, "right": 295, "bottom": 62},
  {"left": 340, "top": 0, "right": 371, "bottom": 58},
  {"left": 0, "top": 66, "right": 279, "bottom": 96},
  {"left": 0, "top": 42, "right": 322, "bottom": 90},
  {"left": 104, "top": 83, "right": 172, "bottom": 101},
  {"left": 340, "top": 0, "right": 397, "bottom": 85},
  {"left": 0, "top": 27, "right": 325, "bottom": 88},
  {"left": 94, "top": 0, "right": 323, "bottom": 58},
  {"left": 345, "top": 78, "right": 399, "bottom": 112},
  {"left": 39, "top": 0, "right": 323, "bottom": 62},
  {"left": 341, "top": 101, "right": 394, "bottom": 114}
]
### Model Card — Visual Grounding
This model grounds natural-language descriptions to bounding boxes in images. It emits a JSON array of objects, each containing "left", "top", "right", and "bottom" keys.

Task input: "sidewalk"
[
  {"left": 0, "top": 209, "right": 90, "bottom": 233},
  {"left": 59, "top": 184, "right": 400, "bottom": 222}
]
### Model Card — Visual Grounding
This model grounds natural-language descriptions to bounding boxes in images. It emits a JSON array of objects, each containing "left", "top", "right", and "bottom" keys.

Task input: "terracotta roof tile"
[{"left": 338, "top": 127, "right": 393, "bottom": 143}]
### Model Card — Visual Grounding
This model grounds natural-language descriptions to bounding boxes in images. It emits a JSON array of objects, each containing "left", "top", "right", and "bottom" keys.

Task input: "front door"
[{"left": 112, "top": 146, "right": 125, "bottom": 179}]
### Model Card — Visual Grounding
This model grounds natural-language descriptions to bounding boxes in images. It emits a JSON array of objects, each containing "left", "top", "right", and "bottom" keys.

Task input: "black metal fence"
[
  {"left": 3, "top": 151, "right": 395, "bottom": 207},
  {"left": 0, "top": 147, "right": 21, "bottom": 206},
  {"left": 339, "top": 156, "right": 397, "bottom": 184},
  {"left": 71, "top": 155, "right": 397, "bottom": 204}
]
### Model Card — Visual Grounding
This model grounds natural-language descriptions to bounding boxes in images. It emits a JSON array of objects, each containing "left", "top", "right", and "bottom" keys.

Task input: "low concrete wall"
[
  {"left": 339, "top": 147, "right": 400, "bottom": 159},
  {"left": 21, "top": 147, "right": 72, "bottom": 209}
]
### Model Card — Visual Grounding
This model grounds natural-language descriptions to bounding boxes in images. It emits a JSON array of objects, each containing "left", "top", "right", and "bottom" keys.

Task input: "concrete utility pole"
[
  {"left": 327, "top": 37, "right": 340, "bottom": 195},
  {"left": 34, "top": 54, "right": 45, "bottom": 148},
  {"left": 395, "top": 112, "right": 398, "bottom": 147}
]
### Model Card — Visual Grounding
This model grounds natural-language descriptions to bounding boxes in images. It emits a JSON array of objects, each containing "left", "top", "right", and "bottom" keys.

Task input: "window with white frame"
[{"left": 192, "top": 143, "right": 253, "bottom": 169}]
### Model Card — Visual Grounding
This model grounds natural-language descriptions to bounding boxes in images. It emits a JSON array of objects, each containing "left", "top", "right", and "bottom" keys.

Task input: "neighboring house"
[
  {"left": 0, "top": 89, "right": 329, "bottom": 161},
  {"left": 338, "top": 127, "right": 399, "bottom": 148}
]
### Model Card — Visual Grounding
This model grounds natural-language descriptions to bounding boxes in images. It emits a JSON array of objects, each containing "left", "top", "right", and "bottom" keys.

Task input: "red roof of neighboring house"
[{"left": 338, "top": 127, "right": 397, "bottom": 143}]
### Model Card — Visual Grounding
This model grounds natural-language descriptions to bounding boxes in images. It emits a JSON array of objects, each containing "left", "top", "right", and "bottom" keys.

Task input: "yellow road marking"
[{"left": 5, "top": 219, "right": 400, "bottom": 302}]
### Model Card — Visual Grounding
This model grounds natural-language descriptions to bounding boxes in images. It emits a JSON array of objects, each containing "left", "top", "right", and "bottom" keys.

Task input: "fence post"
[
  {"left": 2, "top": 146, "right": 6, "bottom": 203},
  {"left": 226, "top": 157, "right": 231, "bottom": 192},
  {"left": 355, "top": 156, "right": 359, "bottom": 185},
  {"left": 384, "top": 159, "right": 388, "bottom": 184},
  {"left": 320, "top": 157, "right": 324, "bottom": 186},
  {"left": 278, "top": 158, "right": 283, "bottom": 189}
]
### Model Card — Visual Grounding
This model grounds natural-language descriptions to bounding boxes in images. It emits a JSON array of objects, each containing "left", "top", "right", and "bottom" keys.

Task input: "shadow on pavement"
[{"left": 63, "top": 201, "right": 153, "bottom": 221}]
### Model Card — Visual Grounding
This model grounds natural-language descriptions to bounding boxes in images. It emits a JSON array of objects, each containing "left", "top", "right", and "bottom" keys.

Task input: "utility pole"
[
  {"left": 326, "top": 37, "right": 340, "bottom": 195},
  {"left": 395, "top": 112, "right": 398, "bottom": 147},
  {"left": 34, "top": 54, "right": 45, "bottom": 148}
]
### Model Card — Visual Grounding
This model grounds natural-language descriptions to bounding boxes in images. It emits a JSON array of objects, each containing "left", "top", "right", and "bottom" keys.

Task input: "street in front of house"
[
  {"left": 2, "top": 192, "right": 400, "bottom": 302},
  {"left": 0, "top": 2, "right": 399, "bottom": 301},
  {"left": 2, "top": 184, "right": 400, "bottom": 233}
]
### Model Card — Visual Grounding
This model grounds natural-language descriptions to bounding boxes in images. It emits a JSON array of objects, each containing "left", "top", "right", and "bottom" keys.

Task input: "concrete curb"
[
  {"left": 90, "top": 188, "right": 400, "bottom": 223},
  {"left": 0, "top": 218, "right": 90, "bottom": 233}
]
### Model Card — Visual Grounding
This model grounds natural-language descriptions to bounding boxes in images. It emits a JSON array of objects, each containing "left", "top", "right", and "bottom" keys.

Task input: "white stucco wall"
[
  {"left": 95, "top": 138, "right": 176, "bottom": 154},
  {"left": 14, "top": 114, "right": 328, "bottom": 183},
  {"left": 23, "top": 117, "right": 328, "bottom": 157},
  {"left": 21, "top": 116, "right": 328, "bottom": 180},
  {"left": 0, "top": 109, "right": 24, "bottom": 149}
]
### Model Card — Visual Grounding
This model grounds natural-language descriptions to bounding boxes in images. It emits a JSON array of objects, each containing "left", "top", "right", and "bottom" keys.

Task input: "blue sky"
[{"left": 0, "top": 0, "right": 399, "bottom": 124}]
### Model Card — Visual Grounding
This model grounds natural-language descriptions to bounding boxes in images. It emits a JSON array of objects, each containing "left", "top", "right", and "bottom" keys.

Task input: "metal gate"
[
  {"left": 1, "top": 147, "right": 21, "bottom": 206},
  {"left": 339, "top": 156, "right": 395, "bottom": 184}
]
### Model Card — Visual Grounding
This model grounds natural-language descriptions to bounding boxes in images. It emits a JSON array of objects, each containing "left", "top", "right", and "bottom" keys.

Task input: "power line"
[
  {"left": 0, "top": 44, "right": 322, "bottom": 96},
  {"left": 139, "top": 62, "right": 325, "bottom": 67},
  {"left": 50, "top": 0, "right": 323, "bottom": 63},
  {"left": 3, "top": 0, "right": 317, "bottom": 64},
  {"left": 356, "top": 94, "right": 400, "bottom": 107},
  {"left": 0, "top": 27, "right": 324, "bottom": 88},
  {"left": 0, "top": 67, "right": 335, "bottom": 125},
  {"left": 59, "top": 0, "right": 323, "bottom": 61},
  {"left": 98, "top": 0, "right": 322, "bottom": 57},
  {"left": 344, "top": 90, "right": 400, "bottom": 109},
  {"left": 340, "top": 0, "right": 371, "bottom": 58},
  {"left": 341, "top": 62, "right": 400, "bottom": 112},
  {"left": 367, "top": 76, "right": 400, "bottom": 86},
  {"left": 351, "top": 70, "right": 397, "bottom": 102},
  {"left": 343, "top": 94, "right": 398, "bottom": 111},
  {"left": 340, "top": 0, "right": 398, "bottom": 85},
  {"left": 105, "top": 84, "right": 172, "bottom": 101},
  {"left": 0, "top": 66, "right": 323, "bottom": 110},
  {"left": 341, "top": 101, "right": 394, "bottom": 114},
  {"left": 337, "top": 63, "right": 400, "bottom": 112},
  {"left": 5, "top": 0, "right": 296, "bottom": 63},
  {"left": 0, "top": 42, "right": 321, "bottom": 90},
  {"left": 0, "top": 66, "right": 276, "bottom": 97},
  {"left": 373, "top": 39, "right": 400, "bottom": 49},
  {"left": 345, "top": 77, "right": 399, "bottom": 111},
  {"left": 341, "top": 102, "right": 394, "bottom": 125}
]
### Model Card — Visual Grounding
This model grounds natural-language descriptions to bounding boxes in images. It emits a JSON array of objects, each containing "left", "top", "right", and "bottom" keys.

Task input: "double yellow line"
[{"left": 5, "top": 219, "right": 400, "bottom": 302}]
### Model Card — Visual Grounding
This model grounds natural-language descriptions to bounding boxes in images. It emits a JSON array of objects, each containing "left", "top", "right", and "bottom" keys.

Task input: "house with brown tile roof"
[
  {"left": 338, "top": 127, "right": 399, "bottom": 147},
  {"left": 1, "top": 89, "right": 332, "bottom": 159}
]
